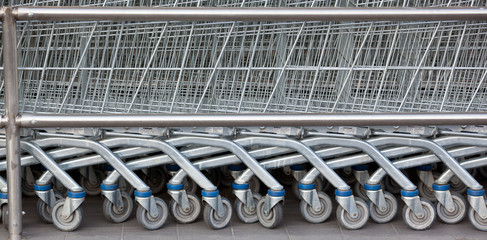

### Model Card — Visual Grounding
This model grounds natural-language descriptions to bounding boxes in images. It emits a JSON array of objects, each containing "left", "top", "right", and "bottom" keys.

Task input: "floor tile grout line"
[
  {"left": 177, "top": 223, "right": 180, "bottom": 240},
  {"left": 121, "top": 222, "right": 125, "bottom": 240},
  {"left": 284, "top": 226, "right": 292, "bottom": 240},
  {"left": 338, "top": 222, "right": 346, "bottom": 240},
  {"left": 391, "top": 223, "right": 401, "bottom": 240}
]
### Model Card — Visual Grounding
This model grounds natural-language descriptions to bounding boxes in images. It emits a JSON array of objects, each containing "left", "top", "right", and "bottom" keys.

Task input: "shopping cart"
[{"left": 0, "top": 0, "right": 486, "bottom": 235}]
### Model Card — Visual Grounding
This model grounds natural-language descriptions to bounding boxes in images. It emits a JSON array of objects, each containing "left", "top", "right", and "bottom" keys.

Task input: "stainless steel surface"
[
  {"left": 19, "top": 112, "right": 487, "bottom": 128},
  {"left": 32, "top": 138, "right": 150, "bottom": 191},
  {"left": 3, "top": 7, "right": 23, "bottom": 240},
  {"left": 13, "top": 7, "right": 487, "bottom": 21}
]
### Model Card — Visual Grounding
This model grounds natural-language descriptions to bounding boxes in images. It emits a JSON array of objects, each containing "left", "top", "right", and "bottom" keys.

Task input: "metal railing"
[{"left": 0, "top": 6, "right": 487, "bottom": 239}]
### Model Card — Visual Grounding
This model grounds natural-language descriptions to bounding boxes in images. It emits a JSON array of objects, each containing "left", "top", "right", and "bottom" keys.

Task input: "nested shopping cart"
[{"left": 0, "top": 0, "right": 487, "bottom": 239}]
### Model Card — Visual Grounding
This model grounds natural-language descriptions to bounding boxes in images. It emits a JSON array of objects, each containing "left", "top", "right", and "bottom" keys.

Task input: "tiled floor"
[{"left": 2, "top": 189, "right": 485, "bottom": 240}]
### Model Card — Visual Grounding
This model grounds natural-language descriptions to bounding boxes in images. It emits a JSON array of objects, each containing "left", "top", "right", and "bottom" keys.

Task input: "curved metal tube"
[
  {"left": 230, "top": 137, "right": 350, "bottom": 191},
  {"left": 33, "top": 138, "right": 149, "bottom": 191},
  {"left": 437, "top": 156, "right": 487, "bottom": 184},
  {"left": 0, "top": 176, "right": 8, "bottom": 192},
  {"left": 0, "top": 139, "right": 83, "bottom": 192},
  {"left": 365, "top": 137, "right": 483, "bottom": 190},
  {"left": 368, "top": 146, "right": 486, "bottom": 184},
  {"left": 165, "top": 137, "right": 283, "bottom": 191},
  {"left": 105, "top": 137, "right": 311, "bottom": 186},
  {"left": 98, "top": 138, "right": 218, "bottom": 191}
]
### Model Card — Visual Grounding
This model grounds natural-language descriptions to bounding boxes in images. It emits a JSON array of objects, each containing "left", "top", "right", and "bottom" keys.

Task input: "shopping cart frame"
[{"left": 1, "top": 6, "right": 487, "bottom": 239}]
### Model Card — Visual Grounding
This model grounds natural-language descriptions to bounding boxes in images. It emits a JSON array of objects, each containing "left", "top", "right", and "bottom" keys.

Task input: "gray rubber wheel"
[
  {"left": 143, "top": 168, "right": 166, "bottom": 194},
  {"left": 169, "top": 192, "right": 201, "bottom": 224},
  {"left": 249, "top": 176, "right": 261, "bottom": 194},
  {"left": 235, "top": 192, "right": 262, "bottom": 223},
  {"left": 203, "top": 197, "right": 232, "bottom": 230},
  {"left": 369, "top": 191, "right": 398, "bottom": 223},
  {"left": 402, "top": 199, "right": 435, "bottom": 230},
  {"left": 51, "top": 199, "right": 83, "bottom": 232},
  {"left": 353, "top": 182, "right": 368, "bottom": 200},
  {"left": 450, "top": 176, "right": 467, "bottom": 194},
  {"left": 80, "top": 170, "right": 105, "bottom": 196},
  {"left": 384, "top": 175, "right": 402, "bottom": 195},
  {"left": 118, "top": 178, "right": 134, "bottom": 196},
  {"left": 136, "top": 197, "right": 168, "bottom": 230},
  {"left": 468, "top": 201, "right": 487, "bottom": 231},
  {"left": 300, "top": 191, "right": 332, "bottom": 223},
  {"left": 2, "top": 204, "right": 8, "bottom": 230},
  {"left": 256, "top": 197, "right": 283, "bottom": 229},
  {"left": 336, "top": 197, "right": 369, "bottom": 230},
  {"left": 102, "top": 191, "right": 134, "bottom": 223},
  {"left": 339, "top": 168, "right": 356, "bottom": 185},
  {"left": 183, "top": 178, "right": 198, "bottom": 194},
  {"left": 22, "top": 169, "right": 42, "bottom": 197},
  {"left": 418, "top": 182, "right": 436, "bottom": 202},
  {"left": 436, "top": 192, "right": 466, "bottom": 224},
  {"left": 37, "top": 192, "right": 64, "bottom": 223}
]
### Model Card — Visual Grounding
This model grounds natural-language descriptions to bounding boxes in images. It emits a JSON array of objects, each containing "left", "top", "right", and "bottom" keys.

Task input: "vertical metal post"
[{"left": 3, "top": 7, "right": 23, "bottom": 240}]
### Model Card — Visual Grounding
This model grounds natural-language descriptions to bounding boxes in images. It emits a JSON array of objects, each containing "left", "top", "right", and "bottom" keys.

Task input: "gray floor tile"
[
  {"left": 67, "top": 226, "right": 122, "bottom": 240},
  {"left": 23, "top": 227, "right": 68, "bottom": 240},
  {"left": 233, "top": 227, "right": 289, "bottom": 240},
  {"left": 395, "top": 226, "right": 456, "bottom": 240},
  {"left": 178, "top": 227, "right": 233, "bottom": 240},
  {"left": 123, "top": 226, "right": 178, "bottom": 240},
  {"left": 342, "top": 224, "right": 399, "bottom": 240},
  {"left": 287, "top": 226, "right": 343, "bottom": 240}
]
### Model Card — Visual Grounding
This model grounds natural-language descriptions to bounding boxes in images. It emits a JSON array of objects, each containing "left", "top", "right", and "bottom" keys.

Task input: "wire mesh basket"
[{"left": 0, "top": 0, "right": 486, "bottom": 115}]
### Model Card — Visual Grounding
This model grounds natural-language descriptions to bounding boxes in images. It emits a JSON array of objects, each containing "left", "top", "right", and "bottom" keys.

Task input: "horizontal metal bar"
[
  {"left": 13, "top": 7, "right": 487, "bottom": 21},
  {"left": 18, "top": 112, "right": 487, "bottom": 128}
]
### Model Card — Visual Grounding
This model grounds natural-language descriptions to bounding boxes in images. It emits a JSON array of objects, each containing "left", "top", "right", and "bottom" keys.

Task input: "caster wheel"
[
  {"left": 103, "top": 191, "right": 134, "bottom": 223},
  {"left": 256, "top": 197, "right": 283, "bottom": 229},
  {"left": 450, "top": 176, "right": 467, "bottom": 194},
  {"left": 203, "top": 196, "right": 232, "bottom": 230},
  {"left": 249, "top": 176, "right": 261, "bottom": 194},
  {"left": 2, "top": 204, "right": 8, "bottom": 230},
  {"left": 338, "top": 168, "right": 356, "bottom": 185},
  {"left": 235, "top": 192, "right": 262, "bottom": 223},
  {"left": 36, "top": 192, "right": 64, "bottom": 223},
  {"left": 300, "top": 191, "right": 332, "bottom": 223},
  {"left": 183, "top": 178, "right": 198, "bottom": 194},
  {"left": 143, "top": 168, "right": 166, "bottom": 195},
  {"left": 336, "top": 197, "right": 369, "bottom": 230},
  {"left": 353, "top": 182, "right": 368, "bottom": 200},
  {"left": 169, "top": 192, "right": 201, "bottom": 224},
  {"left": 51, "top": 199, "right": 83, "bottom": 232},
  {"left": 22, "top": 169, "right": 42, "bottom": 197},
  {"left": 468, "top": 200, "right": 487, "bottom": 231},
  {"left": 292, "top": 178, "right": 324, "bottom": 200},
  {"left": 136, "top": 197, "right": 168, "bottom": 230},
  {"left": 369, "top": 191, "right": 398, "bottom": 223},
  {"left": 402, "top": 199, "right": 435, "bottom": 230},
  {"left": 436, "top": 191, "right": 466, "bottom": 224},
  {"left": 80, "top": 169, "right": 105, "bottom": 196},
  {"left": 384, "top": 175, "right": 402, "bottom": 195},
  {"left": 118, "top": 178, "right": 134, "bottom": 196},
  {"left": 418, "top": 182, "right": 436, "bottom": 203}
]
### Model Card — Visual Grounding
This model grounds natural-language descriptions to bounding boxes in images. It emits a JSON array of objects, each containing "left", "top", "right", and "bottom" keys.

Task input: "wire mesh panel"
[{"left": 1, "top": 0, "right": 486, "bottom": 114}]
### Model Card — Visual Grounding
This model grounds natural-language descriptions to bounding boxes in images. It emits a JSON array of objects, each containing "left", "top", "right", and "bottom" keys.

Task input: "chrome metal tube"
[
  {"left": 3, "top": 8, "right": 22, "bottom": 240},
  {"left": 14, "top": 7, "right": 487, "bottom": 21},
  {"left": 19, "top": 112, "right": 487, "bottom": 128}
]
